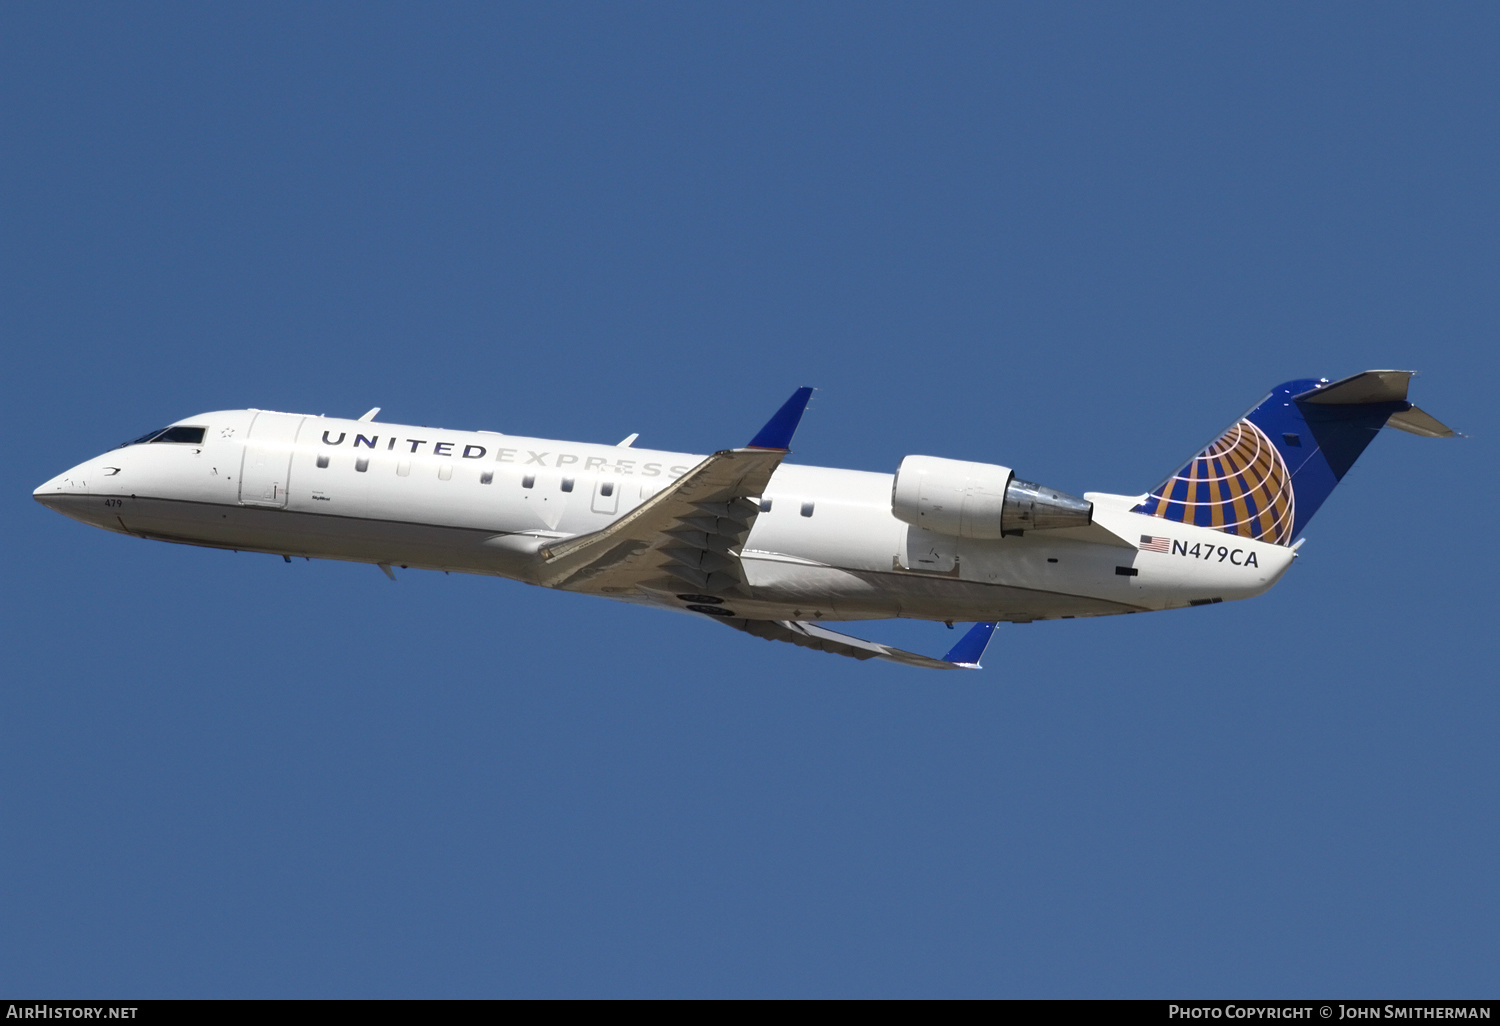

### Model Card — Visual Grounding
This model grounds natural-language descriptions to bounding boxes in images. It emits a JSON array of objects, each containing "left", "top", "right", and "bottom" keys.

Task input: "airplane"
[{"left": 33, "top": 370, "right": 1456, "bottom": 670}]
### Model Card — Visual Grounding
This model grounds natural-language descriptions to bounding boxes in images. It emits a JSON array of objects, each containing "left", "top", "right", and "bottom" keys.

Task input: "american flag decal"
[{"left": 1139, "top": 534, "right": 1170, "bottom": 553}]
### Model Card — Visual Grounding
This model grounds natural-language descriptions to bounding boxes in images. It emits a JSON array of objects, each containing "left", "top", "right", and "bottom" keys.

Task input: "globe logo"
[{"left": 1134, "top": 419, "right": 1294, "bottom": 545}]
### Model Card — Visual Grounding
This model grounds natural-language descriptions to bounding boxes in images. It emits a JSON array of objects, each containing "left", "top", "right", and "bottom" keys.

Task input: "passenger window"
[
  {"left": 801, "top": 502, "right": 815, "bottom": 518},
  {"left": 480, "top": 471, "right": 493, "bottom": 485},
  {"left": 316, "top": 455, "right": 330, "bottom": 469},
  {"left": 355, "top": 458, "right": 369, "bottom": 473},
  {"left": 600, "top": 482, "right": 614, "bottom": 497},
  {"left": 759, "top": 499, "right": 773, "bottom": 512},
  {"left": 522, "top": 475, "right": 535, "bottom": 489},
  {"left": 561, "top": 478, "right": 574, "bottom": 493},
  {"left": 397, "top": 461, "right": 411, "bottom": 477},
  {"left": 438, "top": 465, "right": 452, "bottom": 481}
]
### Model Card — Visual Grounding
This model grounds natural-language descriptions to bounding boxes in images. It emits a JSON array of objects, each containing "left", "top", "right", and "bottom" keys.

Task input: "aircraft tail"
[{"left": 1133, "top": 371, "right": 1458, "bottom": 546}]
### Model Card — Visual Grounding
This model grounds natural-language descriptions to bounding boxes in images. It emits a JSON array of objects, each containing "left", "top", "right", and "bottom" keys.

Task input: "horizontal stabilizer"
[
  {"left": 1386, "top": 405, "right": 1462, "bottom": 438},
  {"left": 1295, "top": 370, "right": 1411, "bottom": 405},
  {"left": 715, "top": 617, "right": 996, "bottom": 670}
]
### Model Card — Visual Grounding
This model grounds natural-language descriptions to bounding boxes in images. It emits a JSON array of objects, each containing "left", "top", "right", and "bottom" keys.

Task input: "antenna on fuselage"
[{"left": 358, "top": 407, "right": 381, "bottom": 422}]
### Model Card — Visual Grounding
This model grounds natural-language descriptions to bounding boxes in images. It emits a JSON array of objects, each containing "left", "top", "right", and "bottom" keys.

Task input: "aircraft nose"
[{"left": 34, "top": 462, "right": 95, "bottom": 509}]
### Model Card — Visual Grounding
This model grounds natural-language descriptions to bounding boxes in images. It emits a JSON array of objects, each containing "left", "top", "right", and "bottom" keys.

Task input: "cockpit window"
[
  {"left": 118, "top": 425, "right": 206, "bottom": 447},
  {"left": 154, "top": 426, "right": 205, "bottom": 444}
]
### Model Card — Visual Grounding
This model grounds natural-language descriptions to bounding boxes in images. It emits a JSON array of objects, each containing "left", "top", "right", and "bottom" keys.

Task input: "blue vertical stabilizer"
[{"left": 1133, "top": 371, "right": 1447, "bottom": 544}]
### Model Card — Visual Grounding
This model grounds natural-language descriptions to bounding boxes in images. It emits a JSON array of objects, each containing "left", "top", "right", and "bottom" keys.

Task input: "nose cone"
[
  {"left": 34, "top": 457, "right": 112, "bottom": 523},
  {"left": 34, "top": 467, "right": 88, "bottom": 507}
]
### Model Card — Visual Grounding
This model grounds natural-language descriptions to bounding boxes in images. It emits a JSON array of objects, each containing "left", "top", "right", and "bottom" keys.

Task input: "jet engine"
[{"left": 891, "top": 455, "right": 1093, "bottom": 539}]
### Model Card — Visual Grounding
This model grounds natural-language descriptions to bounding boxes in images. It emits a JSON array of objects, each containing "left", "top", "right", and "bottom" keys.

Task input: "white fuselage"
[{"left": 34, "top": 409, "right": 1297, "bottom": 624}]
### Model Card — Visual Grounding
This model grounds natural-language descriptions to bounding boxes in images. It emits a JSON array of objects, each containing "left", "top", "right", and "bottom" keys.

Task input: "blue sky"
[{"left": 3, "top": 2, "right": 1496, "bottom": 997}]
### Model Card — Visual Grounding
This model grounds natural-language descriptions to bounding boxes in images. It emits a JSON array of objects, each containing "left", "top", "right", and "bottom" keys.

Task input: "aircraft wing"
[
  {"left": 537, "top": 446, "right": 781, "bottom": 594},
  {"left": 713, "top": 617, "right": 997, "bottom": 670},
  {"left": 536, "top": 389, "right": 813, "bottom": 596}
]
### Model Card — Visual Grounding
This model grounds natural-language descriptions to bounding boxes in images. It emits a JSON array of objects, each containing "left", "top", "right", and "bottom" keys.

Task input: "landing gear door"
[
  {"left": 897, "top": 524, "right": 957, "bottom": 573},
  {"left": 238, "top": 412, "right": 304, "bottom": 508}
]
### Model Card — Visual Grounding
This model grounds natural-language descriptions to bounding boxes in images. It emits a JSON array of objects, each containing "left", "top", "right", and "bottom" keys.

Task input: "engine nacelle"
[{"left": 891, "top": 455, "right": 1093, "bottom": 539}]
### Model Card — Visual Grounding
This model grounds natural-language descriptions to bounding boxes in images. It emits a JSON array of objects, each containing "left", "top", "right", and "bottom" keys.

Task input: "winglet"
[
  {"left": 746, "top": 387, "right": 814, "bottom": 450},
  {"left": 943, "top": 621, "right": 997, "bottom": 669}
]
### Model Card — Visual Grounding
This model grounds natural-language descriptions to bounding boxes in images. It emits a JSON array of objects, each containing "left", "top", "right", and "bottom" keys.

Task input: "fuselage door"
[
  {"left": 591, "top": 477, "right": 620, "bottom": 516},
  {"left": 238, "top": 412, "right": 304, "bottom": 508}
]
